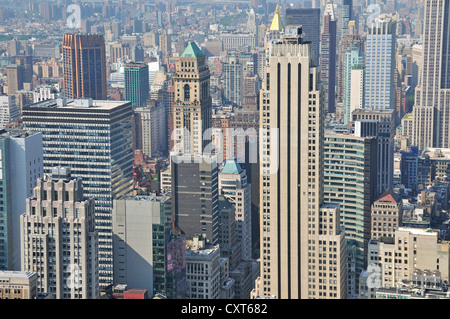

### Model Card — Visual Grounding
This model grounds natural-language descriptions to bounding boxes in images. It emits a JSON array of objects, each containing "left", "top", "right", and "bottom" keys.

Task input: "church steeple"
[{"left": 269, "top": 4, "right": 284, "bottom": 31}]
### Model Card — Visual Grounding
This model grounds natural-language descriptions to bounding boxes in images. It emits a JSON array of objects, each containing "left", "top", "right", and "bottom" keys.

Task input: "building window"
[{"left": 184, "top": 84, "right": 190, "bottom": 101}]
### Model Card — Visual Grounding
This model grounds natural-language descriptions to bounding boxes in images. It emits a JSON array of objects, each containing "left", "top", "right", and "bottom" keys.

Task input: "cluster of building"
[{"left": 0, "top": 0, "right": 447, "bottom": 300}]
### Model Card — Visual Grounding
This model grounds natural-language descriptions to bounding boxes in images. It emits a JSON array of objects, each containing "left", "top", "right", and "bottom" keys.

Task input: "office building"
[
  {"left": 219, "top": 158, "right": 252, "bottom": 261},
  {"left": 0, "top": 95, "right": 20, "bottom": 129},
  {"left": 62, "top": 33, "right": 107, "bottom": 100},
  {"left": 223, "top": 56, "right": 243, "bottom": 107},
  {"left": 411, "top": 0, "right": 450, "bottom": 149},
  {"left": 172, "top": 42, "right": 212, "bottom": 156},
  {"left": 6, "top": 64, "right": 24, "bottom": 95},
  {"left": 319, "top": 1, "right": 337, "bottom": 113},
  {"left": 256, "top": 26, "right": 347, "bottom": 299},
  {"left": 324, "top": 131, "right": 378, "bottom": 296},
  {"left": 362, "top": 228, "right": 450, "bottom": 299},
  {"left": 14, "top": 56, "right": 33, "bottom": 85},
  {"left": 410, "top": 105, "right": 437, "bottom": 150},
  {"left": 133, "top": 102, "right": 167, "bottom": 157},
  {"left": 340, "top": 0, "right": 353, "bottom": 39},
  {"left": 0, "top": 271, "right": 37, "bottom": 299},
  {"left": 22, "top": 98, "right": 134, "bottom": 287},
  {"left": 0, "top": 130, "right": 43, "bottom": 271},
  {"left": 336, "top": 21, "right": 363, "bottom": 104},
  {"left": 371, "top": 190, "right": 403, "bottom": 240},
  {"left": 171, "top": 154, "right": 219, "bottom": 245},
  {"left": 229, "top": 261, "right": 256, "bottom": 299},
  {"left": 113, "top": 196, "right": 176, "bottom": 297},
  {"left": 364, "top": 21, "right": 397, "bottom": 111},
  {"left": 20, "top": 167, "right": 99, "bottom": 299},
  {"left": 400, "top": 146, "right": 420, "bottom": 189},
  {"left": 285, "top": 8, "right": 320, "bottom": 63},
  {"left": 352, "top": 109, "right": 396, "bottom": 196},
  {"left": 185, "top": 238, "right": 221, "bottom": 299},
  {"left": 344, "top": 46, "right": 365, "bottom": 124},
  {"left": 159, "top": 30, "right": 171, "bottom": 58},
  {"left": 218, "top": 197, "right": 241, "bottom": 270},
  {"left": 221, "top": 33, "right": 256, "bottom": 51},
  {"left": 124, "top": 62, "right": 150, "bottom": 108},
  {"left": 110, "top": 43, "right": 131, "bottom": 64}
]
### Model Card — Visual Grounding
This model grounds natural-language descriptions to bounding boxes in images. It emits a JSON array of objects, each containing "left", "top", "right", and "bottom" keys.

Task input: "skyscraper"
[
  {"left": 336, "top": 21, "right": 363, "bottom": 104},
  {"left": 20, "top": 167, "right": 99, "bottom": 299},
  {"left": 324, "top": 131, "right": 378, "bottom": 298},
  {"left": 0, "top": 95, "right": 20, "bottom": 129},
  {"left": 159, "top": 30, "right": 171, "bottom": 58},
  {"left": 343, "top": 45, "right": 365, "bottom": 124},
  {"left": 412, "top": 0, "right": 450, "bottom": 149},
  {"left": 172, "top": 42, "right": 212, "bottom": 156},
  {"left": 6, "top": 64, "right": 24, "bottom": 95},
  {"left": 62, "top": 34, "right": 107, "bottom": 100},
  {"left": 340, "top": 0, "right": 352, "bottom": 39},
  {"left": 133, "top": 102, "right": 167, "bottom": 157},
  {"left": 124, "top": 62, "right": 150, "bottom": 108},
  {"left": 14, "top": 56, "right": 33, "bottom": 85},
  {"left": 223, "top": 56, "right": 244, "bottom": 107},
  {"left": 171, "top": 154, "right": 219, "bottom": 245},
  {"left": 112, "top": 195, "right": 172, "bottom": 296},
  {"left": 22, "top": 98, "right": 134, "bottom": 287},
  {"left": 285, "top": 8, "right": 321, "bottom": 64},
  {"left": 218, "top": 158, "right": 252, "bottom": 261},
  {"left": 352, "top": 109, "right": 396, "bottom": 196},
  {"left": 255, "top": 26, "right": 347, "bottom": 299},
  {"left": 364, "top": 20, "right": 397, "bottom": 111},
  {"left": 0, "top": 130, "right": 43, "bottom": 271},
  {"left": 319, "top": 0, "right": 337, "bottom": 113}
]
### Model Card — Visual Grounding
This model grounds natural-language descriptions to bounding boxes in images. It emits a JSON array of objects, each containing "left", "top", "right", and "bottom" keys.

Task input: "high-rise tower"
[
  {"left": 319, "top": 0, "right": 337, "bottom": 113},
  {"left": 124, "top": 62, "right": 150, "bottom": 108},
  {"left": 22, "top": 98, "right": 134, "bottom": 288},
  {"left": 254, "top": 25, "right": 347, "bottom": 299},
  {"left": 411, "top": 0, "right": 450, "bottom": 149},
  {"left": 285, "top": 8, "right": 321, "bottom": 64},
  {"left": 336, "top": 21, "right": 363, "bottom": 104},
  {"left": 20, "top": 167, "right": 99, "bottom": 299},
  {"left": 62, "top": 34, "right": 107, "bottom": 100},
  {"left": 172, "top": 42, "right": 212, "bottom": 156},
  {"left": 364, "top": 20, "right": 397, "bottom": 111}
]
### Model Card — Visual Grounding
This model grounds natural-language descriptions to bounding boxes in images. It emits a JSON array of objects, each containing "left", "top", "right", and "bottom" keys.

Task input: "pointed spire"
[{"left": 269, "top": 4, "right": 284, "bottom": 31}]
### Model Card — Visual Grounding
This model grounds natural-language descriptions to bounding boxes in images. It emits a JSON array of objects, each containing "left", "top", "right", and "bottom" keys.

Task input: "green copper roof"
[
  {"left": 221, "top": 158, "right": 243, "bottom": 175},
  {"left": 181, "top": 41, "right": 205, "bottom": 58}
]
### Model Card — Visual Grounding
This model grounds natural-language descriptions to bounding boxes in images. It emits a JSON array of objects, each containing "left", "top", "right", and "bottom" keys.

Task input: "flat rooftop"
[
  {"left": 186, "top": 245, "right": 220, "bottom": 257},
  {"left": 424, "top": 148, "right": 450, "bottom": 160},
  {"left": 398, "top": 227, "right": 437, "bottom": 236},
  {"left": 115, "top": 195, "right": 170, "bottom": 202},
  {"left": 0, "top": 271, "right": 36, "bottom": 279},
  {"left": 29, "top": 98, "right": 130, "bottom": 110}
]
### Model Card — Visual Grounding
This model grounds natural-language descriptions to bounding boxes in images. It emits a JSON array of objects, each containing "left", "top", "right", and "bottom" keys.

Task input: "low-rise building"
[{"left": 0, "top": 271, "right": 37, "bottom": 299}]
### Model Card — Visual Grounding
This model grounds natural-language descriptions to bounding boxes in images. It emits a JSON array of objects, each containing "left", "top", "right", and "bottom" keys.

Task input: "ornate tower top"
[{"left": 269, "top": 4, "right": 284, "bottom": 31}]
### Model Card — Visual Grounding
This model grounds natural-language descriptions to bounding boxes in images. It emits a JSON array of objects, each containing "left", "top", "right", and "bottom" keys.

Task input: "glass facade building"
[
  {"left": 324, "top": 132, "right": 378, "bottom": 294},
  {"left": 124, "top": 62, "right": 150, "bottom": 108},
  {"left": 62, "top": 34, "right": 107, "bottom": 100}
]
